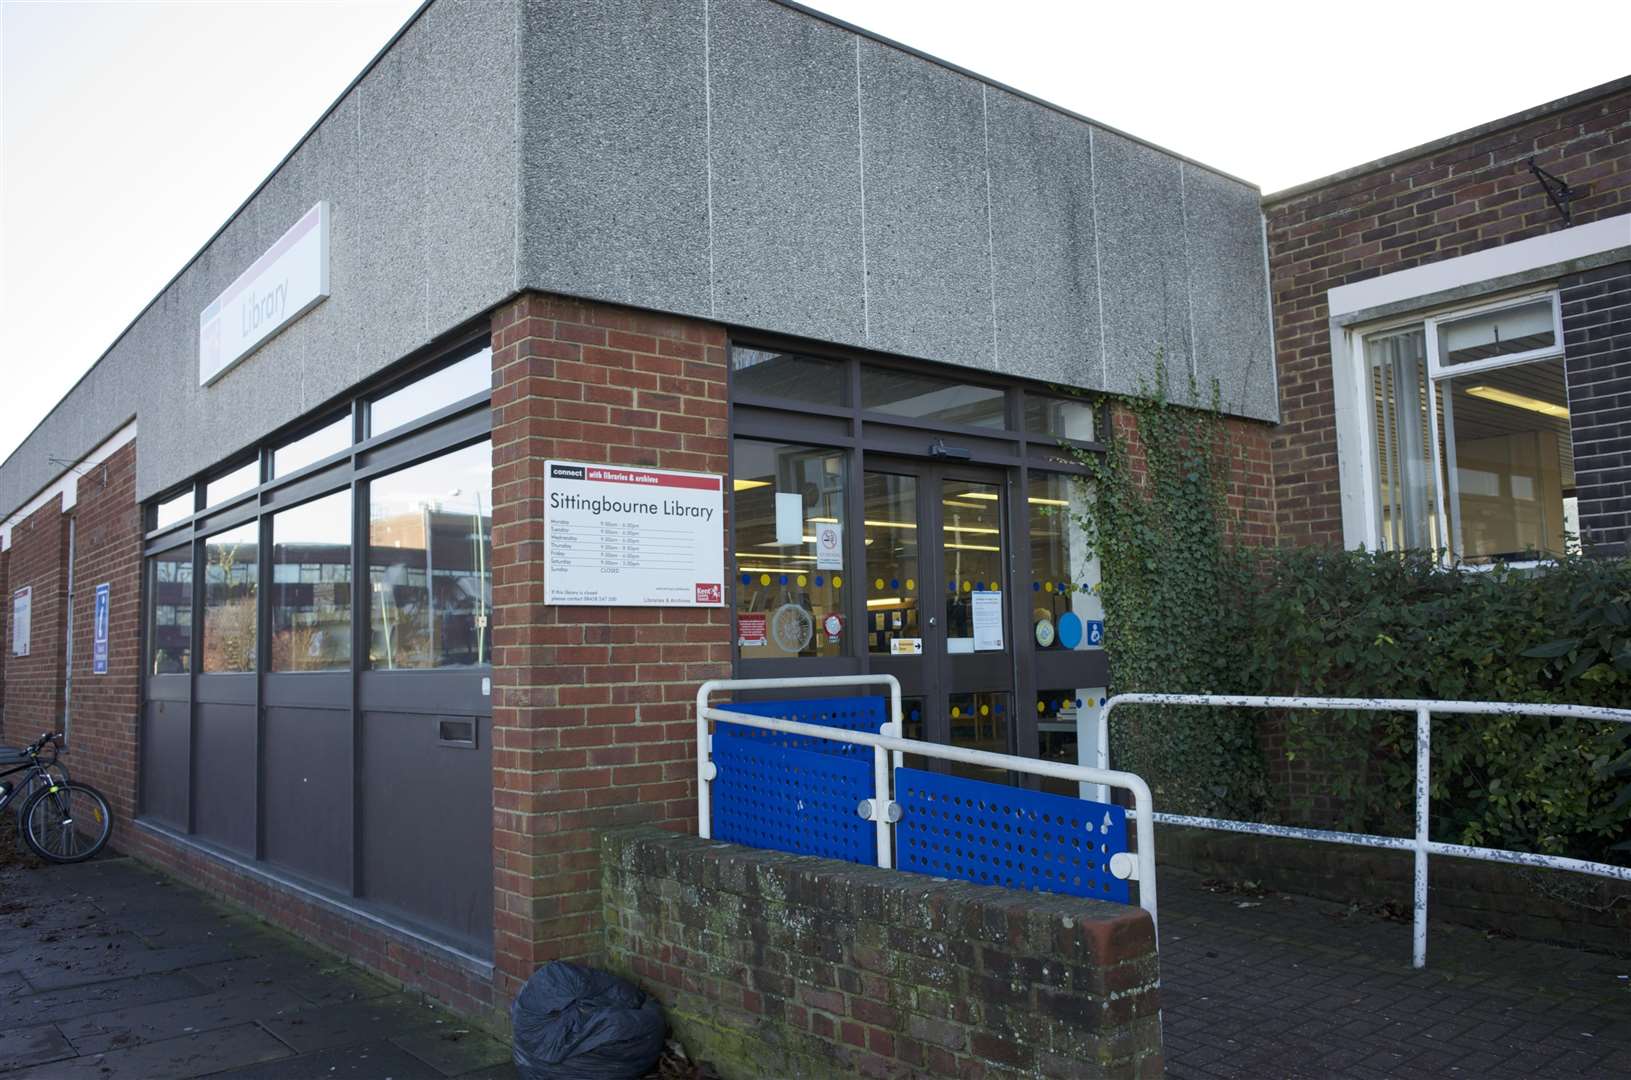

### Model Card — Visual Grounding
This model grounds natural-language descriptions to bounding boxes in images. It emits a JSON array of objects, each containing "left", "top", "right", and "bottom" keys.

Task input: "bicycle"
[{"left": 0, "top": 732, "right": 112, "bottom": 863}]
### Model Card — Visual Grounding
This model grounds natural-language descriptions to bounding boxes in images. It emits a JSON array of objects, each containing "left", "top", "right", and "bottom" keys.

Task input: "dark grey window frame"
[
  {"left": 137, "top": 331, "right": 494, "bottom": 960},
  {"left": 727, "top": 334, "right": 1108, "bottom": 774}
]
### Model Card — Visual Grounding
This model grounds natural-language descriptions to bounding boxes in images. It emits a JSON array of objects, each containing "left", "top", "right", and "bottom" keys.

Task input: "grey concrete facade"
[{"left": 2, "top": 0, "right": 1275, "bottom": 521}]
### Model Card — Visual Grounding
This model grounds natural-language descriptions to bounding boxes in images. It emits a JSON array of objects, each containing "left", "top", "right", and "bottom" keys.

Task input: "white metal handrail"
[
  {"left": 1096, "top": 692, "right": 1631, "bottom": 968},
  {"left": 696, "top": 676, "right": 1160, "bottom": 933}
]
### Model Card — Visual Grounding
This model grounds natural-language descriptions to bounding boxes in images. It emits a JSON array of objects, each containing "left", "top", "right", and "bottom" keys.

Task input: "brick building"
[
  {"left": 1264, "top": 77, "right": 1631, "bottom": 559},
  {"left": 0, "top": 0, "right": 1272, "bottom": 1035}
]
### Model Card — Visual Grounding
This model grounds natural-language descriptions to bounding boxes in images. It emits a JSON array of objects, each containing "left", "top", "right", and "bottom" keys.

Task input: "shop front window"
[
  {"left": 864, "top": 472, "right": 919, "bottom": 656},
  {"left": 371, "top": 348, "right": 492, "bottom": 438},
  {"left": 148, "top": 545, "right": 194, "bottom": 674},
  {"left": 368, "top": 441, "right": 493, "bottom": 668},
  {"left": 270, "top": 490, "right": 352, "bottom": 671},
  {"left": 201, "top": 525, "right": 257, "bottom": 673},
  {"left": 732, "top": 440, "right": 848, "bottom": 659},
  {"left": 1027, "top": 472, "right": 1102, "bottom": 651}
]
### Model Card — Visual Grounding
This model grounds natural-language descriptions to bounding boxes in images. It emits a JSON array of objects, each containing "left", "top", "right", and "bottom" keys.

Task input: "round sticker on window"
[
  {"left": 823, "top": 612, "right": 844, "bottom": 638},
  {"left": 771, "top": 604, "right": 815, "bottom": 653},
  {"left": 1034, "top": 618, "right": 1055, "bottom": 648}
]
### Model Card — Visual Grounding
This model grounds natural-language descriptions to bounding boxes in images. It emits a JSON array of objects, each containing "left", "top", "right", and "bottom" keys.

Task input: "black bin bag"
[{"left": 512, "top": 961, "right": 666, "bottom": 1080}]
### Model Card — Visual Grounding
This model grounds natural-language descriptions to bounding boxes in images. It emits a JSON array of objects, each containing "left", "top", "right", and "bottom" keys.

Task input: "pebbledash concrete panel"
[
  {"left": 1183, "top": 165, "right": 1279, "bottom": 421},
  {"left": 1093, "top": 127, "right": 1195, "bottom": 400},
  {"left": 0, "top": 0, "right": 1276, "bottom": 522},
  {"left": 855, "top": 39, "right": 996, "bottom": 371},
  {"left": 706, "top": 0, "right": 866, "bottom": 345},
  {"left": 986, "top": 87, "right": 1102, "bottom": 390},
  {"left": 520, "top": 0, "right": 714, "bottom": 320}
]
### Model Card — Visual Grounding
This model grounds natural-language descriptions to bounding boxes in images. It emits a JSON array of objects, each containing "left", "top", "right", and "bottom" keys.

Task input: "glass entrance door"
[{"left": 865, "top": 460, "right": 1014, "bottom": 775}]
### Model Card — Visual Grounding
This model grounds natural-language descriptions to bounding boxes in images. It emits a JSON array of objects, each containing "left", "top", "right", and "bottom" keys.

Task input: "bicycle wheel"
[{"left": 20, "top": 782, "right": 111, "bottom": 864}]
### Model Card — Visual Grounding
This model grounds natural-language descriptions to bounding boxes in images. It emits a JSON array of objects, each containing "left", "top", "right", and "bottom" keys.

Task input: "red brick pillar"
[
  {"left": 3, "top": 498, "right": 70, "bottom": 748},
  {"left": 65, "top": 442, "right": 143, "bottom": 825},
  {"left": 488, "top": 293, "right": 731, "bottom": 1000}
]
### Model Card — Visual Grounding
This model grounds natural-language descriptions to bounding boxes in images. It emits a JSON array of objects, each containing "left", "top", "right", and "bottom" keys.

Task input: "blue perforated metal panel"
[
  {"left": 711, "top": 731, "right": 876, "bottom": 864},
  {"left": 894, "top": 767, "right": 1131, "bottom": 904},
  {"left": 720, "top": 696, "right": 888, "bottom": 756}
]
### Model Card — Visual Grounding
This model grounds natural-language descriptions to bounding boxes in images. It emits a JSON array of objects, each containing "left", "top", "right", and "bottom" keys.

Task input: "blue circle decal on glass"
[
  {"left": 890, "top": 578, "right": 899, "bottom": 589},
  {"left": 1057, "top": 611, "right": 1083, "bottom": 649},
  {"left": 779, "top": 574, "right": 788, "bottom": 585},
  {"left": 741, "top": 574, "right": 750, "bottom": 586},
  {"left": 1075, "top": 697, "right": 1084, "bottom": 709},
  {"left": 948, "top": 580, "right": 956, "bottom": 592},
  {"left": 1032, "top": 581, "right": 1040, "bottom": 591},
  {"left": 814, "top": 576, "right": 824, "bottom": 587}
]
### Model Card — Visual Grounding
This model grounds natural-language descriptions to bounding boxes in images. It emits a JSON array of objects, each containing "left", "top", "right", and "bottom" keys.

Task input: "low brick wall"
[
  {"left": 1159, "top": 825, "right": 1631, "bottom": 956},
  {"left": 601, "top": 828, "right": 1162, "bottom": 1079}
]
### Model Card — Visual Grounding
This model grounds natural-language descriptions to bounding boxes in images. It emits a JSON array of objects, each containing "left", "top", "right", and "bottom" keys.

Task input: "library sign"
[{"left": 543, "top": 462, "right": 724, "bottom": 607}]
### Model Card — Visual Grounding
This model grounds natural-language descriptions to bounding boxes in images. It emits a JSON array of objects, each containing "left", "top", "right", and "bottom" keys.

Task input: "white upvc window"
[{"left": 1360, "top": 290, "right": 1576, "bottom": 564}]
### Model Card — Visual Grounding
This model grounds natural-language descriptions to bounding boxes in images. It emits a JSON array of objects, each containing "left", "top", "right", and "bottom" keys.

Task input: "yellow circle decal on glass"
[
  {"left": 832, "top": 575, "right": 842, "bottom": 588},
  {"left": 979, "top": 704, "right": 990, "bottom": 716},
  {"left": 875, "top": 577, "right": 885, "bottom": 590},
  {"left": 951, "top": 707, "right": 961, "bottom": 718},
  {"left": 1036, "top": 700, "right": 1046, "bottom": 713},
  {"left": 759, "top": 574, "right": 771, "bottom": 586},
  {"left": 962, "top": 580, "right": 972, "bottom": 593},
  {"left": 797, "top": 575, "right": 808, "bottom": 587},
  {"left": 906, "top": 578, "right": 916, "bottom": 591},
  {"left": 1044, "top": 581, "right": 1054, "bottom": 593}
]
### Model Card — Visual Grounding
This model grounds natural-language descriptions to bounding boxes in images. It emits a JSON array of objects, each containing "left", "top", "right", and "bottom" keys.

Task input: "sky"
[{"left": 3, "top": 0, "right": 1630, "bottom": 470}]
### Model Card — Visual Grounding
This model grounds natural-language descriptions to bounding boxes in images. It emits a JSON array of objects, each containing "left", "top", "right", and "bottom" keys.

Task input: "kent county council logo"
[{"left": 695, "top": 583, "right": 722, "bottom": 604}]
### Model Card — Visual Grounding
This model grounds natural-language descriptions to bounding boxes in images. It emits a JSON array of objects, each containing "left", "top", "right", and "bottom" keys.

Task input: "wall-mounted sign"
[
  {"left": 544, "top": 461, "right": 724, "bottom": 606},
  {"left": 738, "top": 612, "right": 767, "bottom": 648},
  {"left": 11, "top": 586, "right": 30, "bottom": 657},
  {"left": 92, "top": 583, "right": 111, "bottom": 675},
  {"left": 199, "top": 201, "right": 330, "bottom": 386}
]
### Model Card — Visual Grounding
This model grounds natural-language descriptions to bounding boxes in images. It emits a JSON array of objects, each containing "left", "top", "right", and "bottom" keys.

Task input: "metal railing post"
[
  {"left": 873, "top": 740, "right": 893, "bottom": 870},
  {"left": 1413, "top": 705, "right": 1430, "bottom": 970}
]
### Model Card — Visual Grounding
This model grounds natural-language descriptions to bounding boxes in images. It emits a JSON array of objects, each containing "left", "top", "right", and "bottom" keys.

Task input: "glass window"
[
  {"left": 732, "top": 440, "right": 847, "bottom": 659},
  {"left": 205, "top": 459, "right": 260, "bottom": 508},
  {"left": 1436, "top": 297, "right": 1558, "bottom": 372},
  {"left": 154, "top": 490, "right": 194, "bottom": 531},
  {"left": 371, "top": 348, "right": 492, "bottom": 438},
  {"left": 860, "top": 367, "right": 1006, "bottom": 428},
  {"left": 864, "top": 473, "right": 920, "bottom": 656},
  {"left": 1443, "top": 358, "right": 1573, "bottom": 562},
  {"left": 1369, "top": 328, "right": 1443, "bottom": 552},
  {"left": 270, "top": 491, "right": 352, "bottom": 671},
  {"left": 202, "top": 525, "right": 258, "bottom": 673},
  {"left": 1024, "top": 396, "right": 1096, "bottom": 442},
  {"left": 948, "top": 691, "right": 1009, "bottom": 780},
  {"left": 1027, "top": 472, "right": 1102, "bottom": 651},
  {"left": 731, "top": 348, "right": 848, "bottom": 407},
  {"left": 147, "top": 546, "right": 193, "bottom": 674},
  {"left": 273, "top": 415, "right": 351, "bottom": 479},
  {"left": 368, "top": 441, "right": 492, "bottom": 668},
  {"left": 1036, "top": 689, "right": 1106, "bottom": 797},
  {"left": 941, "top": 478, "right": 1003, "bottom": 655}
]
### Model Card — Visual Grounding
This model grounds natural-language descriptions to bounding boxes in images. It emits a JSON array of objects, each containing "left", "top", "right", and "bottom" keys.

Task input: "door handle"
[{"left": 928, "top": 616, "right": 938, "bottom": 628}]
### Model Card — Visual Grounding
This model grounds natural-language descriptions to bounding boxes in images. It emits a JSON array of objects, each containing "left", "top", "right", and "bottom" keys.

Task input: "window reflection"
[
  {"left": 202, "top": 525, "right": 258, "bottom": 673},
  {"left": 274, "top": 415, "right": 351, "bottom": 479},
  {"left": 270, "top": 491, "right": 352, "bottom": 671},
  {"left": 732, "top": 440, "right": 847, "bottom": 659},
  {"left": 371, "top": 348, "right": 492, "bottom": 438},
  {"left": 948, "top": 691, "right": 1008, "bottom": 780},
  {"left": 1028, "top": 472, "right": 1102, "bottom": 651},
  {"left": 368, "top": 442, "right": 493, "bottom": 669},
  {"left": 148, "top": 546, "right": 193, "bottom": 675},
  {"left": 1023, "top": 396, "right": 1095, "bottom": 441},
  {"left": 154, "top": 490, "right": 194, "bottom": 531},
  {"left": 206, "top": 459, "right": 260, "bottom": 508},
  {"left": 731, "top": 348, "right": 847, "bottom": 407},
  {"left": 861, "top": 367, "right": 1005, "bottom": 428}
]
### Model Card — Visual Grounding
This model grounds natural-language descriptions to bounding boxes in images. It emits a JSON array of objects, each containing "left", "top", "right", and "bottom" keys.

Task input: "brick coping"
[{"left": 133, "top": 816, "right": 495, "bottom": 980}]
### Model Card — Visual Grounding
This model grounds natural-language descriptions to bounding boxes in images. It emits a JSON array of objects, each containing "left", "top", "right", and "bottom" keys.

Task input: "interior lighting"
[{"left": 1463, "top": 385, "right": 1569, "bottom": 418}]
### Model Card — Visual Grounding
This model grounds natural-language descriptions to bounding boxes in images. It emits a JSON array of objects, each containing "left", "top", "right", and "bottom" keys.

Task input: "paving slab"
[
  {"left": 4, "top": 1021, "right": 292, "bottom": 1078},
  {"left": 0, "top": 1023, "right": 74, "bottom": 1071},
  {"left": 58, "top": 981, "right": 308, "bottom": 1055}
]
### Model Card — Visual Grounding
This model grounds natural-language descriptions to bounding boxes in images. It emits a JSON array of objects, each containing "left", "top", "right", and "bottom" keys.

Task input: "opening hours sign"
[{"left": 544, "top": 461, "right": 725, "bottom": 607}]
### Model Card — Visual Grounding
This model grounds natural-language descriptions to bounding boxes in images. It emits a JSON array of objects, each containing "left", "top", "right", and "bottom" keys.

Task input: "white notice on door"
[
  {"left": 815, "top": 522, "right": 843, "bottom": 570},
  {"left": 774, "top": 492, "right": 804, "bottom": 546},
  {"left": 972, "top": 590, "right": 1003, "bottom": 651}
]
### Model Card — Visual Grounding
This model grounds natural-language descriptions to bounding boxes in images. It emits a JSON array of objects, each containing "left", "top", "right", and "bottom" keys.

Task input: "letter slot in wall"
[{"left": 436, "top": 717, "right": 477, "bottom": 748}]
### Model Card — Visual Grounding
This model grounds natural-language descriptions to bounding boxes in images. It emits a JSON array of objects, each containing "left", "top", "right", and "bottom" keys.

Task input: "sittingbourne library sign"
[
  {"left": 199, "top": 202, "right": 330, "bottom": 386},
  {"left": 543, "top": 462, "right": 725, "bottom": 607}
]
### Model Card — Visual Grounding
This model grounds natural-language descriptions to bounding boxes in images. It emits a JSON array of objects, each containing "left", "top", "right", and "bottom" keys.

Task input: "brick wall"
[
  {"left": 1265, "top": 83, "right": 1631, "bottom": 547},
  {"left": 1560, "top": 262, "right": 1631, "bottom": 555},
  {"left": 61, "top": 441, "right": 142, "bottom": 824},
  {"left": 3, "top": 496, "right": 69, "bottom": 746},
  {"left": 488, "top": 293, "right": 731, "bottom": 1000},
  {"left": 1108, "top": 405, "right": 1278, "bottom": 547},
  {"left": 602, "top": 828, "right": 1163, "bottom": 1080}
]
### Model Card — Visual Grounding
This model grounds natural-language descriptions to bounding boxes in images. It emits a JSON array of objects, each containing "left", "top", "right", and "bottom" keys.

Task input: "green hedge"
[{"left": 1232, "top": 549, "right": 1631, "bottom": 863}]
